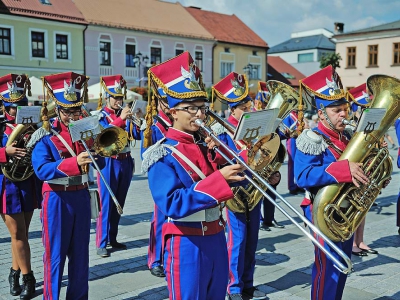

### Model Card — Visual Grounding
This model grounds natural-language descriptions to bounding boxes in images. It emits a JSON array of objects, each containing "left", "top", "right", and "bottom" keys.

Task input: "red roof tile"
[
  {"left": 185, "top": 7, "right": 268, "bottom": 48},
  {"left": 0, "top": 0, "right": 87, "bottom": 24},
  {"left": 268, "top": 56, "right": 305, "bottom": 87}
]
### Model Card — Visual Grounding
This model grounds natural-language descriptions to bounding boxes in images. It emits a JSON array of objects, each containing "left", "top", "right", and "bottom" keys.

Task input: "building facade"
[
  {"left": 269, "top": 28, "right": 335, "bottom": 76},
  {"left": 334, "top": 20, "right": 400, "bottom": 89}
]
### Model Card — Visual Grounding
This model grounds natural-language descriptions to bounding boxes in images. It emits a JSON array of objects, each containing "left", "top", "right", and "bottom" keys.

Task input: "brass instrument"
[
  {"left": 196, "top": 119, "right": 353, "bottom": 274},
  {"left": 313, "top": 74, "right": 400, "bottom": 242},
  {"left": 117, "top": 103, "right": 142, "bottom": 127},
  {"left": 1, "top": 124, "right": 37, "bottom": 181}
]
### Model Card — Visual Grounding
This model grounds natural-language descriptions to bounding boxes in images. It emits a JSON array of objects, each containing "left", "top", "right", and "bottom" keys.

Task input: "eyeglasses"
[
  {"left": 60, "top": 109, "right": 82, "bottom": 117},
  {"left": 175, "top": 106, "right": 207, "bottom": 114}
]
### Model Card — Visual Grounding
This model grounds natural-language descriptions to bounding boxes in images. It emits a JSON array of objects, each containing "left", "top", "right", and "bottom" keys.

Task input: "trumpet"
[
  {"left": 195, "top": 119, "right": 353, "bottom": 274},
  {"left": 117, "top": 103, "right": 143, "bottom": 127}
]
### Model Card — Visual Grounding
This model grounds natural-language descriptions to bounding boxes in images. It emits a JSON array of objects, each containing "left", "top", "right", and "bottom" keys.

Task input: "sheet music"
[
  {"left": 15, "top": 106, "right": 42, "bottom": 124},
  {"left": 233, "top": 108, "right": 279, "bottom": 141},
  {"left": 355, "top": 108, "right": 386, "bottom": 133},
  {"left": 131, "top": 100, "right": 147, "bottom": 117},
  {"left": 69, "top": 116, "right": 101, "bottom": 142}
]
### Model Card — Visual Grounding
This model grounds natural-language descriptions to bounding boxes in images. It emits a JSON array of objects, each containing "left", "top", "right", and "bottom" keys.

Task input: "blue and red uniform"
[
  {"left": 141, "top": 110, "right": 171, "bottom": 270},
  {"left": 395, "top": 118, "right": 400, "bottom": 229},
  {"left": 294, "top": 122, "right": 354, "bottom": 300},
  {"left": 214, "top": 114, "right": 260, "bottom": 295},
  {"left": 144, "top": 127, "right": 235, "bottom": 300},
  {"left": 0, "top": 112, "right": 41, "bottom": 214},
  {"left": 32, "top": 118, "right": 93, "bottom": 299},
  {"left": 96, "top": 106, "right": 140, "bottom": 249},
  {"left": 283, "top": 111, "right": 298, "bottom": 192}
]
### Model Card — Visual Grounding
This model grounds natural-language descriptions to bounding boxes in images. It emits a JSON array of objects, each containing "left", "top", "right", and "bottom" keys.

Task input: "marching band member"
[
  {"left": 95, "top": 75, "right": 141, "bottom": 257},
  {"left": 294, "top": 66, "right": 369, "bottom": 300},
  {"left": 396, "top": 116, "right": 400, "bottom": 234},
  {"left": 142, "top": 52, "right": 245, "bottom": 300},
  {"left": 0, "top": 74, "right": 41, "bottom": 299},
  {"left": 141, "top": 88, "right": 171, "bottom": 277},
  {"left": 255, "top": 81, "right": 284, "bottom": 232},
  {"left": 212, "top": 73, "right": 269, "bottom": 300},
  {"left": 31, "top": 72, "right": 93, "bottom": 299}
]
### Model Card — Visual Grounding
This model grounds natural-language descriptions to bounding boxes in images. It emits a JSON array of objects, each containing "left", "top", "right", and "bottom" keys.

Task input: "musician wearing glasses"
[
  {"left": 141, "top": 88, "right": 172, "bottom": 278},
  {"left": 95, "top": 75, "right": 141, "bottom": 258},
  {"left": 212, "top": 72, "right": 271, "bottom": 300},
  {"left": 0, "top": 74, "right": 41, "bottom": 299},
  {"left": 143, "top": 52, "right": 246, "bottom": 300},
  {"left": 294, "top": 66, "right": 369, "bottom": 300},
  {"left": 31, "top": 72, "right": 94, "bottom": 299}
]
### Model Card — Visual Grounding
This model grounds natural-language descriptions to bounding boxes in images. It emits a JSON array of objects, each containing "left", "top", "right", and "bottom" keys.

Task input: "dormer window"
[{"left": 39, "top": 0, "right": 51, "bottom": 5}]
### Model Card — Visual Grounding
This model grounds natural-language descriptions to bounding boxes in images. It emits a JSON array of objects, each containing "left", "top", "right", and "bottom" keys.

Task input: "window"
[
  {"left": 0, "top": 27, "right": 11, "bottom": 55},
  {"left": 100, "top": 41, "right": 111, "bottom": 65},
  {"left": 195, "top": 51, "right": 203, "bottom": 71},
  {"left": 298, "top": 53, "right": 313, "bottom": 63},
  {"left": 31, "top": 31, "right": 45, "bottom": 58},
  {"left": 252, "top": 50, "right": 257, "bottom": 56},
  {"left": 175, "top": 43, "right": 184, "bottom": 56},
  {"left": 150, "top": 47, "right": 162, "bottom": 64},
  {"left": 126, "top": 44, "right": 135, "bottom": 67},
  {"left": 224, "top": 47, "right": 230, "bottom": 53},
  {"left": 393, "top": 43, "right": 400, "bottom": 65},
  {"left": 221, "top": 62, "right": 234, "bottom": 78},
  {"left": 347, "top": 47, "right": 356, "bottom": 68},
  {"left": 55, "top": 34, "right": 68, "bottom": 59},
  {"left": 250, "top": 64, "right": 261, "bottom": 80},
  {"left": 39, "top": 0, "right": 51, "bottom": 4},
  {"left": 368, "top": 45, "right": 378, "bottom": 67}
]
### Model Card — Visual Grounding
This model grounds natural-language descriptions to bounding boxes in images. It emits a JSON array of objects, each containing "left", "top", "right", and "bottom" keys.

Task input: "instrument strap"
[
  {"left": 51, "top": 129, "right": 76, "bottom": 157},
  {"left": 313, "top": 131, "right": 343, "bottom": 157},
  {"left": 164, "top": 144, "right": 206, "bottom": 179}
]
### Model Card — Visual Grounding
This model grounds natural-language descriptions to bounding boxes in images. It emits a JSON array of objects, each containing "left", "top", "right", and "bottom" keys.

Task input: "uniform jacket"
[
  {"left": 140, "top": 110, "right": 171, "bottom": 157},
  {"left": 145, "top": 128, "right": 234, "bottom": 236},
  {"left": 32, "top": 119, "right": 97, "bottom": 194},
  {"left": 295, "top": 122, "right": 353, "bottom": 206}
]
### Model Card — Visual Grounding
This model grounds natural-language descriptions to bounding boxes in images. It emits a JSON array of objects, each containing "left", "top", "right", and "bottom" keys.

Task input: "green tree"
[{"left": 319, "top": 52, "right": 342, "bottom": 69}]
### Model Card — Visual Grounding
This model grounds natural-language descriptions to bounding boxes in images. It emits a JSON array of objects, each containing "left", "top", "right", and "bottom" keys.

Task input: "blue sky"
[{"left": 165, "top": 0, "right": 400, "bottom": 47}]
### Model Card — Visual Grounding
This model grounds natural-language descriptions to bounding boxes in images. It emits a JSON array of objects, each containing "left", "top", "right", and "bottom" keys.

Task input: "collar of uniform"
[
  {"left": 52, "top": 118, "right": 68, "bottom": 133},
  {"left": 166, "top": 127, "right": 197, "bottom": 144},
  {"left": 318, "top": 121, "right": 344, "bottom": 141},
  {"left": 5, "top": 111, "right": 15, "bottom": 123},
  {"left": 158, "top": 110, "right": 172, "bottom": 127},
  {"left": 227, "top": 114, "right": 239, "bottom": 128},
  {"left": 103, "top": 105, "right": 117, "bottom": 116}
]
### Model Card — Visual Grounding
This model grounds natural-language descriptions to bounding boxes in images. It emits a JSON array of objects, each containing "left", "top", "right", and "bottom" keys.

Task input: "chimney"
[{"left": 334, "top": 22, "right": 344, "bottom": 34}]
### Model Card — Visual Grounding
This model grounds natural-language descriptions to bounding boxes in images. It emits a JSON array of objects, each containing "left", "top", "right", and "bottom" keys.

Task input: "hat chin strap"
[{"left": 320, "top": 105, "right": 338, "bottom": 133}]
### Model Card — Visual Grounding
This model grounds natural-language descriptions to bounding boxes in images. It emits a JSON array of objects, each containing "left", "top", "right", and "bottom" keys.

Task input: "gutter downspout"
[
  {"left": 211, "top": 41, "right": 217, "bottom": 85},
  {"left": 83, "top": 24, "right": 88, "bottom": 75}
]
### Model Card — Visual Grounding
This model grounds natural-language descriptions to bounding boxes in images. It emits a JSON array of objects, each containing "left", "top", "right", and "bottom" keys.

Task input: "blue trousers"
[
  {"left": 147, "top": 205, "right": 166, "bottom": 269},
  {"left": 164, "top": 232, "right": 228, "bottom": 300},
  {"left": 302, "top": 205, "right": 353, "bottom": 300},
  {"left": 287, "top": 138, "right": 298, "bottom": 191},
  {"left": 262, "top": 188, "right": 276, "bottom": 224},
  {"left": 96, "top": 156, "right": 133, "bottom": 248},
  {"left": 226, "top": 201, "right": 261, "bottom": 294},
  {"left": 41, "top": 189, "right": 91, "bottom": 300}
]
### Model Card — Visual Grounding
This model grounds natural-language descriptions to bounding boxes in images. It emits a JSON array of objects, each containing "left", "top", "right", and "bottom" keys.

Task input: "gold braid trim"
[
  {"left": 300, "top": 80, "right": 346, "bottom": 100},
  {"left": 42, "top": 77, "right": 83, "bottom": 109},
  {"left": 143, "top": 73, "right": 158, "bottom": 148},
  {"left": 100, "top": 80, "right": 124, "bottom": 98},
  {"left": 297, "top": 84, "right": 305, "bottom": 134},
  {"left": 26, "top": 75, "right": 32, "bottom": 97},
  {"left": 149, "top": 72, "right": 208, "bottom": 100},
  {"left": 212, "top": 74, "right": 249, "bottom": 103},
  {"left": 41, "top": 77, "right": 50, "bottom": 131}
]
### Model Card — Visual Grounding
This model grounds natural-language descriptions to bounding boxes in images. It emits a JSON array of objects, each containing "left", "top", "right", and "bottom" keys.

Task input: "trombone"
[
  {"left": 117, "top": 103, "right": 143, "bottom": 127},
  {"left": 195, "top": 119, "right": 353, "bottom": 274}
]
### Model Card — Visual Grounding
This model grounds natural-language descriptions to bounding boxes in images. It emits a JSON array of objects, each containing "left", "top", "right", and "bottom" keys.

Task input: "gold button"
[{"left": 203, "top": 226, "right": 208, "bottom": 231}]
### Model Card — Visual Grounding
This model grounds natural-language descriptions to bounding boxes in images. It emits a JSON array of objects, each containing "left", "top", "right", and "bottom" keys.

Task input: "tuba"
[
  {"left": 1, "top": 124, "right": 37, "bottom": 181},
  {"left": 224, "top": 81, "right": 300, "bottom": 213},
  {"left": 313, "top": 74, "right": 400, "bottom": 242}
]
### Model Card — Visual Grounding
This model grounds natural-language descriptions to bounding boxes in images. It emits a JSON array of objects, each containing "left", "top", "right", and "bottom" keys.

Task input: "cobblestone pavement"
[{"left": 0, "top": 129, "right": 399, "bottom": 300}]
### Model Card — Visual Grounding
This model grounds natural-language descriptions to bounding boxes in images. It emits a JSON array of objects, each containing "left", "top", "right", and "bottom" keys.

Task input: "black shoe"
[
  {"left": 108, "top": 241, "right": 127, "bottom": 250},
  {"left": 97, "top": 247, "right": 110, "bottom": 257},
  {"left": 398, "top": 227, "right": 400, "bottom": 235},
  {"left": 360, "top": 247, "right": 378, "bottom": 254},
  {"left": 20, "top": 271, "right": 35, "bottom": 300},
  {"left": 9, "top": 268, "right": 22, "bottom": 296},
  {"left": 264, "top": 220, "right": 285, "bottom": 229},
  {"left": 289, "top": 189, "right": 298, "bottom": 195},
  {"left": 228, "top": 294, "right": 244, "bottom": 300},
  {"left": 259, "top": 223, "right": 271, "bottom": 231},
  {"left": 352, "top": 250, "right": 368, "bottom": 257},
  {"left": 150, "top": 265, "right": 165, "bottom": 277},
  {"left": 243, "top": 287, "right": 267, "bottom": 300}
]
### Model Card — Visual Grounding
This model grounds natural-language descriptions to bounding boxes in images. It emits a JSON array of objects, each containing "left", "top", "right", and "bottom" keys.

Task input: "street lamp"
[
  {"left": 133, "top": 52, "right": 149, "bottom": 87},
  {"left": 243, "top": 63, "right": 254, "bottom": 80}
]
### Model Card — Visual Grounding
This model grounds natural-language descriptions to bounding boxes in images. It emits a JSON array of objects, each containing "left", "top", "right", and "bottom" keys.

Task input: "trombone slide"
[{"left": 195, "top": 119, "right": 353, "bottom": 274}]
